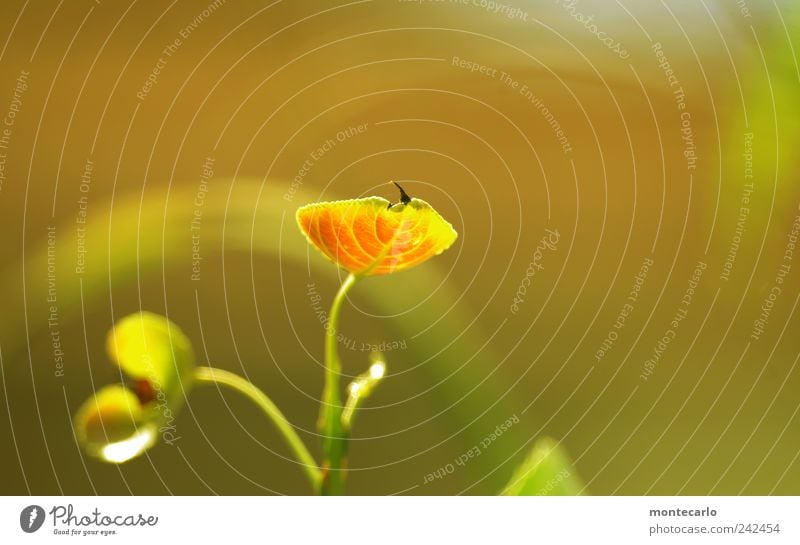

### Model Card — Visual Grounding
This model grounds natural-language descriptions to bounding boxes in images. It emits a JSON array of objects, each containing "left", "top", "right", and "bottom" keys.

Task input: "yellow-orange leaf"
[{"left": 296, "top": 196, "right": 457, "bottom": 276}]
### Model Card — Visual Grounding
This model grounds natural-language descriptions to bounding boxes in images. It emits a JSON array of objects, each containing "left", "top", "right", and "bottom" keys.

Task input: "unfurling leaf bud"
[{"left": 74, "top": 312, "right": 195, "bottom": 463}]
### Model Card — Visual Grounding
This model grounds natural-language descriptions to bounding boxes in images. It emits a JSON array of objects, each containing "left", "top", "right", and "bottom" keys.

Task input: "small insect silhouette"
[{"left": 387, "top": 181, "right": 412, "bottom": 209}]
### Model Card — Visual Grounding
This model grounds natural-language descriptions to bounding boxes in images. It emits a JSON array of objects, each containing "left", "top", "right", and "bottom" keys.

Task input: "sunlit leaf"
[
  {"left": 73, "top": 384, "right": 157, "bottom": 463},
  {"left": 501, "top": 437, "right": 585, "bottom": 496},
  {"left": 296, "top": 193, "right": 458, "bottom": 276},
  {"left": 106, "top": 311, "right": 195, "bottom": 404},
  {"left": 74, "top": 312, "right": 195, "bottom": 463}
]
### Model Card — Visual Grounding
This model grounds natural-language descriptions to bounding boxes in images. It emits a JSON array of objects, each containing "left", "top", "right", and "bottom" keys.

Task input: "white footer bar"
[{"left": 1, "top": 496, "right": 797, "bottom": 544}]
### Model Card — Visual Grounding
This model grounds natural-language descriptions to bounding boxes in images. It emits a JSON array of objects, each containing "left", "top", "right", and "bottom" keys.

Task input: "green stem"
[
  {"left": 319, "top": 272, "right": 358, "bottom": 495},
  {"left": 193, "top": 366, "right": 321, "bottom": 493}
]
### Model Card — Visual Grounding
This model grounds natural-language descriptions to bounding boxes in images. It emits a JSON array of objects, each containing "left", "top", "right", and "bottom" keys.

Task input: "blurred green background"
[{"left": 0, "top": 0, "right": 798, "bottom": 495}]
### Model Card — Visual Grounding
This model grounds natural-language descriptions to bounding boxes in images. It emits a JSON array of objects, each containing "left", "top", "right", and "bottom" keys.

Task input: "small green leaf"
[
  {"left": 106, "top": 311, "right": 195, "bottom": 404},
  {"left": 74, "top": 312, "right": 196, "bottom": 463},
  {"left": 73, "top": 385, "right": 158, "bottom": 463},
  {"left": 501, "top": 437, "right": 585, "bottom": 496}
]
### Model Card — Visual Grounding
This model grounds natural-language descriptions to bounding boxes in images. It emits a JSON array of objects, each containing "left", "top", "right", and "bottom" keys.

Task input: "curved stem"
[
  {"left": 319, "top": 272, "right": 358, "bottom": 495},
  {"left": 194, "top": 366, "right": 321, "bottom": 493}
]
